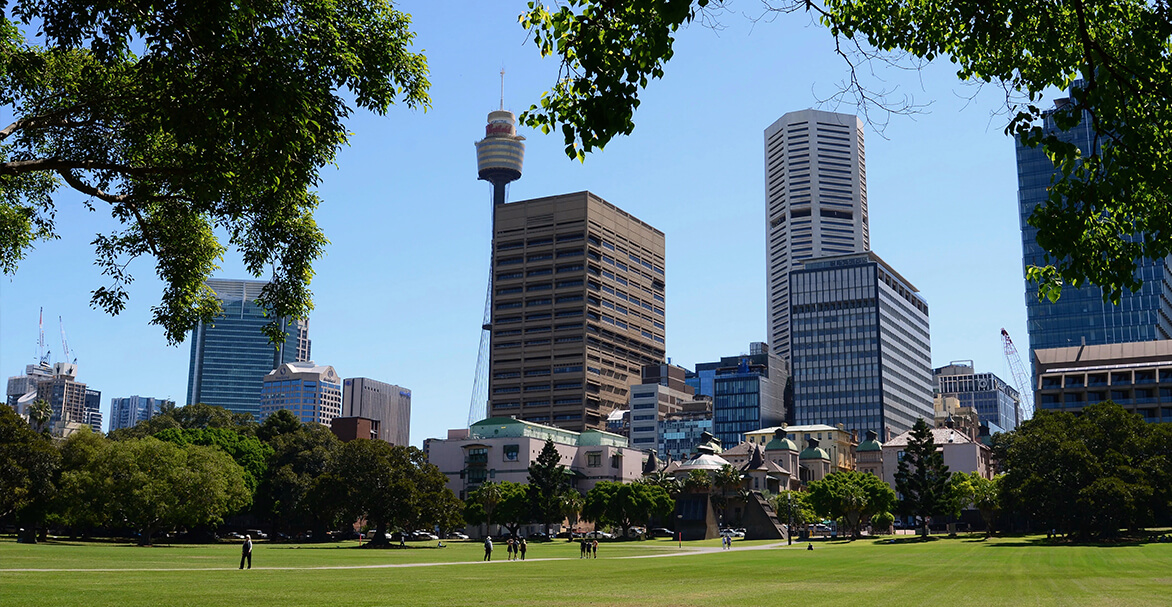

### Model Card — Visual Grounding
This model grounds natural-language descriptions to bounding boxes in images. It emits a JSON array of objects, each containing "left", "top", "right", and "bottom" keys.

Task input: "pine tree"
[
  {"left": 894, "top": 418, "right": 951, "bottom": 536},
  {"left": 527, "top": 439, "right": 570, "bottom": 535}
]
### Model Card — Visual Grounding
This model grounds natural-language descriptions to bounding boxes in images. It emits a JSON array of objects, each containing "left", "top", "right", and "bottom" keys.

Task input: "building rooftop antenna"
[{"left": 499, "top": 67, "right": 505, "bottom": 110}]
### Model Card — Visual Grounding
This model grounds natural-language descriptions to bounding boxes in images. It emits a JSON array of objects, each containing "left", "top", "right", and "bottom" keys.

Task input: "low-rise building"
[
  {"left": 743, "top": 424, "right": 856, "bottom": 473},
  {"left": 879, "top": 426, "right": 993, "bottom": 490},
  {"left": 1034, "top": 340, "right": 1172, "bottom": 423},
  {"left": 426, "top": 417, "right": 643, "bottom": 502}
]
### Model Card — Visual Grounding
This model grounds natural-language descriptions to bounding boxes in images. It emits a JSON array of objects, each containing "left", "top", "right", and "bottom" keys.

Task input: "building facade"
[
  {"left": 933, "top": 362, "right": 1020, "bottom": 434},
  {"left": 487, "top": 191, "right": 667, "bottom": 432},
  {"left": 766, "top": 109, "right": 869, "bottom": 361},
  {"left": 426, "top": 417, "right": 643, "bottom": 503},
  {"left": 108, "top": 396, "right": 174, "bottom": 432},
  {"left": 790, "top": 251, "right": 933, "bottom": 440},
  {"left": 880, "top": 427, "right": 994, "bottom": 490},
  {"left": 688, "top": 347, "right": 787, "bottom": 448},
  {"left": 341, "top": 377, "right": 411, "bottom": 445},
  {"left": 657, "top": 402, "right": 714, "bottom": 461},
  {"left": 1033, "top": 340, "right": 1172, "bottom": 423},
  {"left": 6, "top": 362, "right": 53, "bottom": 414},
  {"left": 627, "top": 363, "right": 696, "bottom": 454},
  {"left": 743, "top": 424, "right": 856, "bottom": 473},
  {"left": 186, "top": 278, "right": 311, "bottom": 418},
  {"left": 1016, "top": 87, "right": 1172, "bottom": 366},
  {"left": 259, "top": 362, "right": 343, "bottom": 425}
]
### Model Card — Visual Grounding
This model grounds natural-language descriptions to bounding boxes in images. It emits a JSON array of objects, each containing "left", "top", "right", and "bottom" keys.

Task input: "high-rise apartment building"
[
  {"left": 341, "top": 378, "right": 411, "bottom": 445},
  {"left": 109, "top": 395, "right": 175, "bottom": 432},
  {"left": 1016, "top": 86, "right": 1172, "bottom": 363},
  {"left": 6, "top": 362, "right": 53, "bottom": 414},
  {"left": 790, "top": 251, "right": 932, "bottom": 440},
  {"left": 766, "top": 109, "right": 869, "bottom": 361},
  {"left": 187, "top": 278, "right": 311, "bottom": 418},
  {"left": 487, "top": 191, "right": 667, "bottom": 432},
  {"left": 933, "top": 362, "right": 1020, "bottom": 433},
  {"left": 259, "top": 362, "right": 343, "bottom": 425}
]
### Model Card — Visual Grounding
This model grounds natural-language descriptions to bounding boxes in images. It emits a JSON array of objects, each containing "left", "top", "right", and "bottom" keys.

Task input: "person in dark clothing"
[
  {"left": 807, "top": 543, "right": 814, "bottom": 551},
  {"left": 591, "top": 539, "right": 598, "bottom": 558},
  {"left": 240, "top": 535, "right": 253, "bottom": 569},
  {"left": 519, "top": 539, "right": 527, "bottom": 561},
  {"left": 580, "top": 538, "right": 587, "bottom": 558}
]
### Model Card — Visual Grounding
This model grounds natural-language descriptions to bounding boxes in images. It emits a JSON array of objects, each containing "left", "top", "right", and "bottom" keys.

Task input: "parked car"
[
  {"left": 732, "top": 528, "right": 746, "bottom": 538},
  {"left": 411, "top": 531, "right": 439, "bottom": 541},
  {"left": 650, "top": 528, "right": 674, "bottom": 538},
  {"left": 585, "top": 531, "right": 614, "bottom": 539},
  {"left": 446, "top": 531, "right": 469, "bottom": 540},
  {"left": 527, "top": 532, "right": 551, "bottom": 541},
  {"left": 226, "top": 531, "right": 245, "bottom": 539},
  {"left": 246, "top": 529, "right": 268, "bottom": 539},
  {"left": 625, "top": 527, "right": 646, "bottom": 538}
]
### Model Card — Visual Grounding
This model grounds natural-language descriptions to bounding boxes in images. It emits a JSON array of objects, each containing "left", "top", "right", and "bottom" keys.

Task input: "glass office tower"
[
  {"left": 1016, "top": 87, "right": 1172, "bottom": 363},
  {"left": 790, "top": 251, "right": 933, "bottom": 440},
  {"left": 187, "top": 278, "right": 310, "bottom": 418}
]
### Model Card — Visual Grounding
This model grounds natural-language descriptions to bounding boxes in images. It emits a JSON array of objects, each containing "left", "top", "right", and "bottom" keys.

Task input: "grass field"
[{"left": 2, "top": 535, "right": 1170, "bottom": 606}]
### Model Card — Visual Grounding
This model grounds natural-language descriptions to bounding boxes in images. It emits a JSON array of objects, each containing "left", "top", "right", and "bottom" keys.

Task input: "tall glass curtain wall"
[
  {"left": 713, "top": 375, "right": 763, "bottom": 446},
  {"left": 1016, "top": 105, "right": 1172, "bottom": 365},
  {"left": 791, "top": 264, "right": 883, "bottom": 438}
]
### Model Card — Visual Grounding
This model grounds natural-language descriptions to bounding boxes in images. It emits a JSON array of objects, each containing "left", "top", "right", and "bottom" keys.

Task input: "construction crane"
[
  {"left": 59, "top": 316, "right": 77, "bottom": 364},
  {"left": 1001, "top": 328, "right": 1035, "bottom": 424},
  {"left": 37, "top": 307, "right": 51, "bottom": 366}
]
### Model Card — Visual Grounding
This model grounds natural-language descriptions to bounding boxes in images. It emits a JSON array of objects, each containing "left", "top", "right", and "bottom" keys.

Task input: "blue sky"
[{"left": 0, "top": 3, "right": 1033, "bottom": 446}]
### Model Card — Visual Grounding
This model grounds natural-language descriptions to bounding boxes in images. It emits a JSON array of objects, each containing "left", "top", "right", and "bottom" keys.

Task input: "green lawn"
[{"left": 2, "top": 535, "right": 1169, "bottom": 606}]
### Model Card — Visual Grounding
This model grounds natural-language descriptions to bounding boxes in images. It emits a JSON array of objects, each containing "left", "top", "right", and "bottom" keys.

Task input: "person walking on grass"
[
  {"left": 484, "top": 535, "right": 493, "bottom": 561},
  {"left": 592, "top": 539, "right": 598, "bottom": 559},
  {"left": 519, "top": 538, "right": 527, "bottom": 561},
  {"left": 580, "top": 538, "right": 587, "bottom": 558},
  {"left": 239, "top": 534, "right": 253, "bottom": 569}
]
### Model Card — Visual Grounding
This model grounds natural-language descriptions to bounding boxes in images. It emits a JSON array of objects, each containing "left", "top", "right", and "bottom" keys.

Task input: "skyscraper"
[
  {"left": 766, "top": 109, "right": 869, "bottom": 362},
  {"left": 1016, "top": 87, "right": 1172, "bottom": 361},
  {"left": 487, "top": 191, "right": 667, "bottom": 432},
  {"left": 109, "top": 395, "right": 175, "bottom": 432},
  {"left": 688, "top": 348, "right": 787, "bottom": 447},
  {"left": 341, "top": 377, "right": 412, "bottom": 445},
  {"left": 259, "top": 362, "right": 342, "bottom": 425},
  {"left": 790, "top": 251, "right": 932, "bottom": 440},
  {"left": 933, "top": 362, "right": 1020, "bottom": 433},
  {"left": 186, "top": 278, "right": 310, "bottom": 418}
]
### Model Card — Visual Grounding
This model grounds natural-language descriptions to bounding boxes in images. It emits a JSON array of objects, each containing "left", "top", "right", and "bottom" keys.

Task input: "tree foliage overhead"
[
  {"left": 521, "top": 0, "right": 1172, "bottom": 298},
  {"left": 1000, "top": 402, "right": 1171, "bottom": 539},
  {"left": 0, "top": 0, "right": 429, "bottom": 343}
]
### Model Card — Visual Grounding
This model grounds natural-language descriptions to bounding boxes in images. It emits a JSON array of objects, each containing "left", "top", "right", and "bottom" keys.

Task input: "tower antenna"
[{"left": 499, "top": 67, "right": 505, "bottom": 110}]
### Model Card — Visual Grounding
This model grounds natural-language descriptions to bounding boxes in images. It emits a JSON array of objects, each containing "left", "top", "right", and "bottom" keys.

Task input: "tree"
[
  {"left": 943, "top": 471, "right": 977, "bottom": 521},
  {"left": 807, "top": 470, "right": 896, "bottom": 539},
  {"left": 154, "top": 427, "right": 273, "bottom": 494},
  {"left": 682, "top": 469, "right": 711, "bottom": 494},
  {"left": 27, "top": 399, "right": 51, "bottom": 434},
  {"left": 582, "top": 481, "right": 674, "bottom": 539},
  {"left": 331, "top": 441, "right": 461, "bottom": 546},
  {"left": 527, "top": 439, "right": 570, "bottom": 535},
  {"left": 769, "top": 490, "right": 816, "bottom": 530},
  {"left": 61, "top": 436, "right": 249, "bottom": 545},
  {"left": 643, "top": 469, "right": 683, "bottom": 498},
  {"left": 0, "top": 0, "right": 429, "bottom": 343},
  {"left": 253, "top": 422, "right": 340, "bottom": 538},
  {"left": 110, "top": 403, "right": 255, "bottom": 440},
  {"left": 895, "top": 418, "right": 951, "bottom": 535},
  {"left": 966, "top": 473, "right": 1003, "bottom": 538},
  {"left": 0, "top": 405, "right": 59, "bottom": 542},
  {"left": 999, "top": 402, "right": 1166, "bottom": 539},
  {"left": 560, "top": 490, "right": 586, "bottom": 534},
  {"left": 492, "top": 481, "right": 533, "bottom": 539},
  {"left": 464, "top": 481, "right": 503, "bottom": 534},
  {"left": 521, "top": 0, "right": 1172, "bottom": 299},
  {"left": 257, "top": 409, "right": 303, "bottom": 443}
]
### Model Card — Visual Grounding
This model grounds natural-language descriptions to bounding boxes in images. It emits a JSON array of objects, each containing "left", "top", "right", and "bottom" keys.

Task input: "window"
[
  {"left": 587, "top": 452, "right": 602, "bottom": 467},
  {"left": 611, "top": 453, "right": 622, "bottom": 468},
  {"left": 503, "top": 444, "right": 520, "bottom": 462}
]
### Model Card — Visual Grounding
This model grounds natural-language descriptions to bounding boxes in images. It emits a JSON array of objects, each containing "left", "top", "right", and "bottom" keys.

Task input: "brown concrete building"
[
  {"left": 488, "top": 191, "right": 666, "bottom": 432},
  {"left": 330, "top": 416, "right": 380, "bottom": 442},
  {"left": 1034, "top": 340, "right": 1172, "bottom": 423}
]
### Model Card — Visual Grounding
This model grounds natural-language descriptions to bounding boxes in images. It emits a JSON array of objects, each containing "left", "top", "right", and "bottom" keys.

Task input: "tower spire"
[{"left": 499, "top": 67, "right": 505, "bottom": 110}]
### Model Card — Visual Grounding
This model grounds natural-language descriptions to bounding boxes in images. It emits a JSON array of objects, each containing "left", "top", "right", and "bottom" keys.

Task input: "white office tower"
[{"left": 765, "top": 109, "right": 869, "bottom": 361}]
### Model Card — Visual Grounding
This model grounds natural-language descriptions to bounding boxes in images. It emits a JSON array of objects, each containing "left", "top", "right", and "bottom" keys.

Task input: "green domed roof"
[
  {"left": 799, "top": 446, "right": 830, "bottom": 460},
  {"left": 765, "top": 436, "right": 798, "bottom": 452},
  {"left": 856, "top": 439, "right": 882, "bottom": 452}
]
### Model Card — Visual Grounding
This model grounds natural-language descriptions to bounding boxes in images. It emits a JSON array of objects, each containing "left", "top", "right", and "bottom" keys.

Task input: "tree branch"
[{"left": 0, "top": 158, "right": 186, "bottom": 177}]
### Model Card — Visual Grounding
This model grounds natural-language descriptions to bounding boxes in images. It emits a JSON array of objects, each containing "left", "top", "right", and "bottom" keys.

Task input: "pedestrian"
[
  {"left": 580, "top": 538, "right": 587, "bottom": 558},
  {"left": 484, "top": 535, "right": 493, "bottom": 561},
  {"left": 519, "top": 538, "right": 527, "bottom": 561},
  {"left": 592, "top": 539, "right": 598, "bottom": 558},
  {"left": 507, "top": 537, "right": 515, "bottom": 561},
  {"left": 807, "top": 542, "right": 813, "bottom": 551},
  {"left": 239, "top": 534, "right": 253, "bottom": 569}
]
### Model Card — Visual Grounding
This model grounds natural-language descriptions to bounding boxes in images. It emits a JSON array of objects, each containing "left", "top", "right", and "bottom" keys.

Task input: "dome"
[
  {"left": 765, "top": 436, "right": 799, "bottom": 452},
  {"left": 799, "top": 446, "right": 830, "bottom": 460},
  {"left": 856, "top": 430, "right": 883, "bottom": 452}
]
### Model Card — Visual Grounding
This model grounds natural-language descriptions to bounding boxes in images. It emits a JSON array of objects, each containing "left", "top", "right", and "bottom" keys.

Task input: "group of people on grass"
[
  {"left": 580, "top": 539, "right": 599, "bottom": 558},
  {"left": 482, "top": 536, "right": 528, "bottom": 561}
]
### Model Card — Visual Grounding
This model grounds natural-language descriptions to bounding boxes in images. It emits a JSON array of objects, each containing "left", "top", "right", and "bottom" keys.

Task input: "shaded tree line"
[{"left": 0, "top": 404, "right": 463, "bottom": 545}]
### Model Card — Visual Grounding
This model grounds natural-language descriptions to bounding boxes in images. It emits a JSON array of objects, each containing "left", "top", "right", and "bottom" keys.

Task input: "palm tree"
[
  {"left": 474, "top": 481, "right": 502, "bottom": 536},
  {"left": 27, "top": 399, "right": 51, "bottom": 434},
  {"left": 644, "top": 469, "right": 682, "bottom": 498},
  {"left": 560, "top": 490, "right": 584, "bottom": 537}
]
